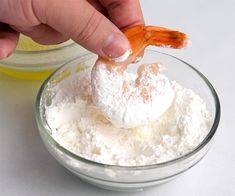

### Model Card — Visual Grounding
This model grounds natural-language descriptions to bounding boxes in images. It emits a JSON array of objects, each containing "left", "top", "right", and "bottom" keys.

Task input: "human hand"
[{"left": 0, "top": 0, "right": 144, "bottom": 60}]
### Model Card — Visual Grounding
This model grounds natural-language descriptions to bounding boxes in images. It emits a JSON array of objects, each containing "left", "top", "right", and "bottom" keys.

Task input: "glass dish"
[
  {"left": 35, "top": 50, "right": 220, "bottom": 191},
  {"left": 0, "top": 36, "right": 88, "bottom": 80}
]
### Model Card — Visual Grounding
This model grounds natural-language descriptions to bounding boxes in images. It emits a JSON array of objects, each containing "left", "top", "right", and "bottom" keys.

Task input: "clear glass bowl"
[
  {"left": 35, "top": 50, "right": 220, "bottom": 191},
  {"left": 0, "top": 38, "right": 88, "bottom": 80}
]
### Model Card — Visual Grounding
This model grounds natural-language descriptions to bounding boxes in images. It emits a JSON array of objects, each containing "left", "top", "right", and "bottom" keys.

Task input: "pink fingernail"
[{"left": 102, "top": 33, "right": 130, "bottom": 60}]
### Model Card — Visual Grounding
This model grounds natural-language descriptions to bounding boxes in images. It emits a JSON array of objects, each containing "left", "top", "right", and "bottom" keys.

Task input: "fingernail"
[
  {"left": 111, "top": 48, "right": 132, "bottom": 62},
  {"left": 102, "top": 33, "right": 130, "bottom": 60}
]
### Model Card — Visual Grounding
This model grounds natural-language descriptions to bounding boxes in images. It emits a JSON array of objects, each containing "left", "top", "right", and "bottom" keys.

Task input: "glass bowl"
[
  {"left": 35, "top": 50, "right": 220, "bottom": 191},
  {"left": 0, "top": 36, "right": 88, "bottom": 80}
]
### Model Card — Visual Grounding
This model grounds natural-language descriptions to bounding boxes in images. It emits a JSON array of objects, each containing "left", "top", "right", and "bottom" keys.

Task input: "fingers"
[
  {"left": 32, "top": 0, "right": 130, "bottom": 58},
  {"left": 0, "top": 0, "right": 144, "bottom": 59},
  {"left": 11, "top": 24, "right": 69, "bottom": 45},
  {"left": 0, "top": 23, "right": 19, "bottom": 60},
  {"left": 87, "top": 0, "right": 105, "bottom": 13},
  {"left": 99, "top": 0, "right": 144, "bottom": 29},
  {"left": 0, "top": 0, "right": 40, "bottom": 26}
]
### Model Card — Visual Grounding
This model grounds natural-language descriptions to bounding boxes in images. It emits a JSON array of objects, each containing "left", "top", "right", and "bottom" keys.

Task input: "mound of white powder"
[
  {"left": 91, "top": 63, "right": 175, "bottom": 128},
  {"left": 45, "top": 69, "right": 212, "bottom": 166}
]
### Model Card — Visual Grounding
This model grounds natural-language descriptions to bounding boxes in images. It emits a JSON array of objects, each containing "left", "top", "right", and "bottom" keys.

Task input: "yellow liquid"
[
  {"left": 16, "top": 35, "right": 60, "bottom": 51},
  {"left": 0, "top": 35, "right": 63, "bottom": 80},
  {"left": 0, "top": 66, "right": 54, "bottom": 80}
]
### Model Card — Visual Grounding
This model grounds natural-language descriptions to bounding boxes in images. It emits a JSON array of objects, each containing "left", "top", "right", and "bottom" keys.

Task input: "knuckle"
[
  {"left": 105, "top": 0, "right": 129, "bottom": 9},
  {"left": 73, "top": 10, "right": 103, "bottom": 43},
  {"left": 19, "top": 0, "right": 40, "bottom": 25},
  {"left": 106, "top": 1, "right": 120, "bottom": 9}
]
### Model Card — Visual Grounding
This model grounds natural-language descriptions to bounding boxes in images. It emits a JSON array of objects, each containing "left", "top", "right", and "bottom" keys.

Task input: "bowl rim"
[
  {"left": 14, "top": 42, "right": 76, "bottom": 54},
  {"left": 35, "top": 50, "right": 221, "bottom": 170}
]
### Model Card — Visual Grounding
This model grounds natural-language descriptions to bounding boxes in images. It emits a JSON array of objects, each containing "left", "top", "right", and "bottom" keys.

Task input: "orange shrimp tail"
[
  {"left": 123, "top": 24, "right": 189, "bottom": 55},
  {"left": 145, "top": 26, "right": 189, "bottom": 49}
]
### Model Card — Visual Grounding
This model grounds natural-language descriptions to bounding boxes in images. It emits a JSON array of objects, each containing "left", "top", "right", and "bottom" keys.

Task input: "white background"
[{"left": 0, "top": 0, "right": 234, "bottom": 195}]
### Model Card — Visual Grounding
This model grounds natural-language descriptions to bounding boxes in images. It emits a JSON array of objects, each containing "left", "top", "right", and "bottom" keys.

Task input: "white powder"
[
  {"left": 91, "top": 63, "right": 174, "bottom": 128},
  {"left": 45, "top": 69, "right": 212, "bottom": 166}
]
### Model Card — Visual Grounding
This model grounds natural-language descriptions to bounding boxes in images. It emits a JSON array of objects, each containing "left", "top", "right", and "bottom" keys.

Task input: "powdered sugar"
[{"left": 45, "top": 69, "right": 212, "bottom": 166}]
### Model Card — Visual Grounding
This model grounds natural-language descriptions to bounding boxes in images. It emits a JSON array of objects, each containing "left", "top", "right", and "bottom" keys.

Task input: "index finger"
[{"left": 99, "top": 0, "right": 144, "bottom": 29}]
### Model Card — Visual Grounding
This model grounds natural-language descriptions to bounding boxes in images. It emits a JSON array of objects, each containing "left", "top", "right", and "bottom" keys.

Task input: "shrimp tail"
[
  {"left": 123, "top": 24, "right": 189, "bottom": 55},
  {"left": 145, "top": 25, "right": 189, "bottom": 49}
]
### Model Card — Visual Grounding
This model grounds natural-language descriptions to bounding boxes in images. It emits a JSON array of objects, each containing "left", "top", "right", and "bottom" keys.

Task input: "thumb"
[{"left": 33, "top": 0, "right": 130, "bottom": 58}]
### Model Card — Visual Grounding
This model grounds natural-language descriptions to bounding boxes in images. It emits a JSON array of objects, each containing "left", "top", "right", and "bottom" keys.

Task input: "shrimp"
[{"left": 91, "top": 24, "right": 188, "bottom": 128}]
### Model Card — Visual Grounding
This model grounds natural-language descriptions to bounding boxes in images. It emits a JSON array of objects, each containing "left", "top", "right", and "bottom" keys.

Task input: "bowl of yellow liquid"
[{"left": 0, "top": 35, "right": 88, "bottom": 80}]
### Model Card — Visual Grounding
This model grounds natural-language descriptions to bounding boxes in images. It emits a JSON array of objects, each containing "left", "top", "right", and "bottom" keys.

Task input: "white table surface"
[{"left": 0, "top": 0, "right": 234, "bottom": 195}]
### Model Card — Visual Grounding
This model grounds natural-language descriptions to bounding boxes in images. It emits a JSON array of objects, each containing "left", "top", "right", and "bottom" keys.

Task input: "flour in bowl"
[
  {"left": 91, "top": 63, "right": 175, "bottom": 128},
  {"left": 45, "top": 69, "right": 212, "bottom": 166}
]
